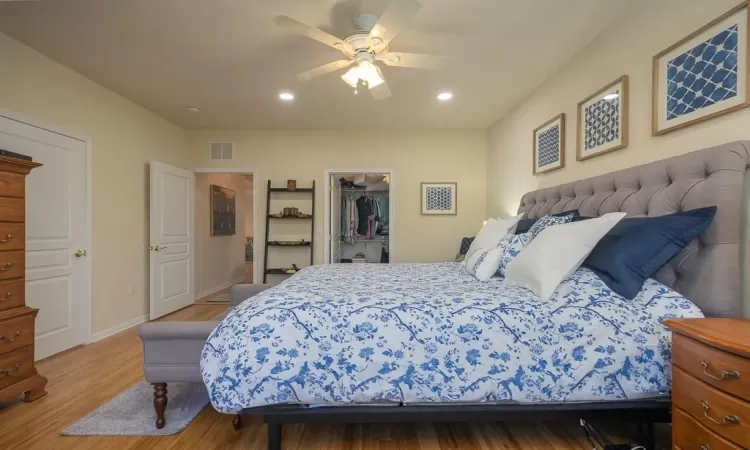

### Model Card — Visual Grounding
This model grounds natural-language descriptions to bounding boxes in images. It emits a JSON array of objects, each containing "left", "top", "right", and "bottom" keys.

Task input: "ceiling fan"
[{"left": 273, "top": 0, "right": 450, "bottom": 100}]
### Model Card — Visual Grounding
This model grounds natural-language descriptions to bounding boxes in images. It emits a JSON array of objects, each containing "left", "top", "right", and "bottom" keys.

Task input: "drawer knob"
[
  {"left": 0, "top": 233, "right": 13, "bottom": 243},
  {"left": 0, "top": 361, "right": 20, "bottom": 378},
  {"left": 701, "top": 360, "right": 740, "bottom": 380},
  {"left": 701, "top": 400, "right": 740, "bottom": 425},
  {"left": 700, "top": 445, "right": 711, "bottom": 450},
  {"left": 0, "top": 291, "right": 12, "bottom": 302},
  {"left": 0, "top": 329, "right": 21, "bottom": 342},
  {"left": 0, "top": 262, "right": 14, "bottom": 272}
]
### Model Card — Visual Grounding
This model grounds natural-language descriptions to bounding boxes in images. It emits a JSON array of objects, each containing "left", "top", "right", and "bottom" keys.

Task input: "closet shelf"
[
  {"left": 269, "top": 187, "right": 314, "bottom": 193},
  {"left": 268, "top": 215, "right": 311, "bottom": 219},
  {"left": 267, "top": 242, "right": 311, "bottom": 247}
]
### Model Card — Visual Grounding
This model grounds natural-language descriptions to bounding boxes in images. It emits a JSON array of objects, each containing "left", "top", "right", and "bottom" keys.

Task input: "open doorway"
[
  {"left": 194, "top": 171, "right": 257, "bottom": 303},
  {"left": 324, "top": 170, "right": 394, "bottom": 264}
]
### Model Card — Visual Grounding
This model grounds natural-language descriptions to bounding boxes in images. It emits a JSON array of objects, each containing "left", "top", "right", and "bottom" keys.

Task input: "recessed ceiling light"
[
  {"left": 602, "top": 93, "right": 619, "bottom": 100},
  {"left": 279, "top": 92, "right": 295, "bottom": 101},
  {"left": 186, "top": 106, "right": 200, "bottom": 113},
  {"left": 437, "top": 92, "right": 453, "bottom": 101}
]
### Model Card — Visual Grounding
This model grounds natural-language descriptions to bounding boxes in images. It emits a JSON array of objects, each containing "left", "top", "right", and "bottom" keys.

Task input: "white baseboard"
[
  {"left": 195, "top": 277, "right": 247, "bottom": 301},
  {"left": 92, "top": 314, "right": 148, "bottom": 342}
]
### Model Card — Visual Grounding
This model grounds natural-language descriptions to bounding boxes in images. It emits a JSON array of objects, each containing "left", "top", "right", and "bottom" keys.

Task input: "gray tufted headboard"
[{"left": 518, "top": 141, "right": 750, "bottom": 318}]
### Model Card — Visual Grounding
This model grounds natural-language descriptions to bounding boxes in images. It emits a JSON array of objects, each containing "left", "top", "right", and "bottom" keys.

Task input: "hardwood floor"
[{"left": 0, "top": 304, "right": 669, "bottom": 449}]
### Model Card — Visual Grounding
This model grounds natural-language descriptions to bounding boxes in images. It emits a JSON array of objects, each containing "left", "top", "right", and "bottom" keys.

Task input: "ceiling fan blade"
[
  {"left": 297, "top": 60, "right": 353, "bottom": 82},
  {"left": 369, "top": 0, "right": 422, "bottom": 50},
  {"left": 370, "top": 80, "right": 392, "bottom": 101},
  {"left": 377, "top": 52, "right": 452, "bottom": 70},
  {"left": 274, "top": 15, "right": 353, "bottom": 53}
]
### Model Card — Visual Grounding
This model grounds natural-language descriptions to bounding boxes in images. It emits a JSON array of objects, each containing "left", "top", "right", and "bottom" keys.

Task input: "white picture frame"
[
  {"left": 652, "top": 2, "right": 749, "bottom": 135},
  {"left": 421, "top": 182, "right": 457, "bottom": 215}
]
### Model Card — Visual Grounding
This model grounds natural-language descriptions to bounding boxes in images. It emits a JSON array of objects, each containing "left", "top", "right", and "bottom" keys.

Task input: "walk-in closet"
[{"left": 328, "top": 172, "right": 392, "bottom": 264}]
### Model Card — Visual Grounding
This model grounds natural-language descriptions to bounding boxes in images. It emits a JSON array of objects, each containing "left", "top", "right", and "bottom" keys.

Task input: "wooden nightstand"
[{"left": 664, "top": 319, "right": 750, "bottom": 449}]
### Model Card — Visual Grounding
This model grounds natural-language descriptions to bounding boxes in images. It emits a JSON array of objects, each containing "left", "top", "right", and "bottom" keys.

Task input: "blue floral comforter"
[{"left": 200, "top": 263, "right": 703, "bottom": 413}]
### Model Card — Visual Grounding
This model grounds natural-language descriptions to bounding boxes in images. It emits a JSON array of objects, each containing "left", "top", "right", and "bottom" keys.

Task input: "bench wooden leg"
[
  {"left": 153, "top": 383, "right": 168, "bottom": 429},
  {"left": 267, "top": 422, "right": 281, "bottom": 450},
  {"left": 233, "top": 413, "right": 243, "bottom": 430}
]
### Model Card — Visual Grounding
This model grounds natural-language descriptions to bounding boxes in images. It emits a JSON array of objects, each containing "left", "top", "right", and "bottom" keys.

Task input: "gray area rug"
[{"left": 62, "top": 381, "right": 209, "bottom": 436}]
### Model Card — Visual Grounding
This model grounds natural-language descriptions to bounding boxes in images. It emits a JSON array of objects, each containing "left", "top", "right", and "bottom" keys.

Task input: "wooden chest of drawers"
[
  {"left": 0, "top": 156, "right": 46, "bottom": 403},
  {"left": 665, "top": 319, "right": 750, "bottom": 450}
]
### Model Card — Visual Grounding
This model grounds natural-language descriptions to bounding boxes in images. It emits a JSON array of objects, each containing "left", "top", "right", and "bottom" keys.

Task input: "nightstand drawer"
[
  {"left": 674, "top": 407, "right": 744, "bottom": 450},
  {"left": 674, "top": 333, "right": 750, "bottom": 402},
  {"left": 0, "top": 312, "right": 34, "bottom": 354},
  {"left": 0, "top": 346, "right": 34, "bottom": 391},
  {"left": 674, "top": 366, "right": 750, "bottom": 447}
]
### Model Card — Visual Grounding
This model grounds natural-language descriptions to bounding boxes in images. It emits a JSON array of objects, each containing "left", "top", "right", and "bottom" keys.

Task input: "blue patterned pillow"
[
  {"left": 526, "top": 213, "right": 578, "bottom": 240},
  {"left": 494, "top": 213, "right": 577, "bottom": 277}
]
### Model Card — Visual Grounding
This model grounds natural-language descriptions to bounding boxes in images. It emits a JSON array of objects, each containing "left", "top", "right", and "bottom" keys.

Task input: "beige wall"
[
  {"left": 244, "top": 175, "right": 254, "bottom": 238},
  {"left": 195, "top": 173, "right": 249, "bottom": 296},
  {"left": 0, "top": 32, "right": 188, "bottom": 333},
  {"left": 187, "top": 130, "right": 488, "bottom": 267},
  {"left": 487, "top": 0, "right": 750, "bottom": 218}
]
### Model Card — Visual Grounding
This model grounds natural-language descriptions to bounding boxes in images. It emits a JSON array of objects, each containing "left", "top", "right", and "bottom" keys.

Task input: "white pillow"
[
  {"left": 464, "top": 215, "right": 523, "bottom": 265},
  {"left": 504, "top": 212, "right": 626, "bottom": 300},
  {"left": 464, "top": 247, "right": 503, "bottom": 282}
]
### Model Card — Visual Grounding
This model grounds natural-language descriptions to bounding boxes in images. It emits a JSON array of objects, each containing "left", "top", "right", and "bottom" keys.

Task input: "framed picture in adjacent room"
[
  {"left": 577, "top": 75, "right": 629, "bottom": 161},
  {"left": 210, "top": 184, "right": 236, "bottom": 235},
  {"left": 421, "top": 182, "right": 457, "bottom": 215},
  {"left": 532, "top": 113, "right": 565, "bottom": 175},
  {"left": 652, "top": 2, "right": 749, "bottom": 135}
]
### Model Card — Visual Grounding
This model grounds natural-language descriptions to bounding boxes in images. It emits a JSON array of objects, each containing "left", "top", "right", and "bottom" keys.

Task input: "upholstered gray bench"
[{"left": 138, "top": 283, "right": 275, "bottom": 429}]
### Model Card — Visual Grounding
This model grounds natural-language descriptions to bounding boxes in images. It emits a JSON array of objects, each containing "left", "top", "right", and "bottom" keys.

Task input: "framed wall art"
[
  {"left": 532, "top": 113, "right": 565, "bottom": 175},
  {"left": 652, "top": 1, "right": 749, "bottom": 135},
  {"left": 577, "top": 75, "right": 629, "bottom": 161},
  {"left": 421, "top": 182, "right": 457, "bottom": 215},
  {"left": 210, "top": 184, "right": 236, "bottom": 236}
]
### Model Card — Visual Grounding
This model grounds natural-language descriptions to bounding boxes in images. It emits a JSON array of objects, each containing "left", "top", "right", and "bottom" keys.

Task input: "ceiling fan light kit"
[{"left": 274, "top": 0, "right": 451, "bottom": 101}]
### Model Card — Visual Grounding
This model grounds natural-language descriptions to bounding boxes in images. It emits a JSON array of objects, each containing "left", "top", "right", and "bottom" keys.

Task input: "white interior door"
[
  {"left": 329, "top": 174, "right": 341, "bottom": 263},
  {"left": 0, "top": 115, "right": 90, "bottom": 361},
  {"left": 149, "top": 161, "right": 194, "bottom": 319}
]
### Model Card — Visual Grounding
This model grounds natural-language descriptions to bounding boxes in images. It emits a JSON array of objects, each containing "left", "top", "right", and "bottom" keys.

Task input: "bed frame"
[{"left": 248, "top": 141, "right": 750, "bottom": 450}]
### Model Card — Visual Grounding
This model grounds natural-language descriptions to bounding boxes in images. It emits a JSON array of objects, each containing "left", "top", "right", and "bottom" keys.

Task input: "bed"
[{"left": 201, "top": 141, "right": 750, "bottom": 450}]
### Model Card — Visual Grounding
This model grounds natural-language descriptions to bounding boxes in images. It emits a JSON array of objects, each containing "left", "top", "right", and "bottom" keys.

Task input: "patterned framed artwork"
[
  {"left": 577, "top": 75, "right": 629, "bottom": 161},
  {"left": 421, "top": 182, "right": 457, "bottom": 215},
  {"left": 652, "top": 2, "right": 749, "bottom": 135},
  {"left": 532, "top": 113, "right": 565, "bottom": 175}
]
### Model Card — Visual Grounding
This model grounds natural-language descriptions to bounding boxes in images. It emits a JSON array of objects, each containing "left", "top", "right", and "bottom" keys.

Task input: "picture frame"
[
  {"left": 532, "top": 113, "right": 565, "bottom": 175},
  {"left": 421, "top": 182, "right": 457, "bottom": 215},
  {"left": 577, "top": 75, "right": 629, "bottom": 161},
  {"left": 652, "top": 1, "right": 749, "bottom": 135},
  {"left": 210, "top": 184, "right": 236, "bottom": 236}
]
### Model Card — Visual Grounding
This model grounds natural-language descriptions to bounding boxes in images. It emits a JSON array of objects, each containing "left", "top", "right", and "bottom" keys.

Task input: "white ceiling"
[{"left": 0, "top": 0, "right": 635, "bottom": 129}]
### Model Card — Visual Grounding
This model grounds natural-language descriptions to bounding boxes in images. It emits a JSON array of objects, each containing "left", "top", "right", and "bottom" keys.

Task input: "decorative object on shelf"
[
  {"left": 286, "top": 180, "right": 296, "bottom": 191},
  {"left": 270, "top": 239, "right": 309, "bottom": 246},
  {"left": 0, "top": 149, "right": 32, "bottom": 161},
  {"left": 210, "top": 185, "right": 235, "bottom": 236},
  {"left": 577, "top": 75, "right": 629, "bottom": 161},
  {"left": 652, "top": 2, "right": 748, "bottom": 135},
  {"left": 421, "top": 182, "right": 457, "bottom": 215},
  {"left": 282, "top": 207, "right": 299, "bottom": 217},
  {"left": 532, "top": 113, "right": 565, "bottom": 174}
]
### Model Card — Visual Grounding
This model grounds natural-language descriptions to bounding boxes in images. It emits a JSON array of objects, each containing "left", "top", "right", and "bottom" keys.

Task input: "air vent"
[{"left": 210, "top": 142, "right": 234, "bottom": 160}]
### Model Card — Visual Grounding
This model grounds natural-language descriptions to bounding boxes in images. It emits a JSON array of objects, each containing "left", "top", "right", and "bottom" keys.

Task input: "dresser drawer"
[
  {"left": 674, "top": 366, "right": 750, "bottom": 447},
  {"left": 0, "top": 251, "right": 24, "bottom": 281},
  {"left": 674, "top": 407, "right": 744, "bottom": 449},
  {"left": 674, "top": 333, "right": 750, "bottom": 402},
  {"left": 0, "top": 279, "right": 24, "bottom": 312},
  {"left": 0, "top": 223, "right": 24, "bottom": 252},
  {"left": 0, "top": 198, "right": 24, "bottom": 222},
  {"left": 0, "top": 313, "right": 34, "bottom": 354},
  {"left": 0, "top": 346, "right": 34, "bottom": 391},
  {"left": 0, "top": 172, "right": 25, "bottom": 198}
]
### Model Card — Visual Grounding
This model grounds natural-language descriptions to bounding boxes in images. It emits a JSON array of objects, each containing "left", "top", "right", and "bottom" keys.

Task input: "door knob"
[{"left": 74, "top": 249, "right": 87, "bottom": 257}]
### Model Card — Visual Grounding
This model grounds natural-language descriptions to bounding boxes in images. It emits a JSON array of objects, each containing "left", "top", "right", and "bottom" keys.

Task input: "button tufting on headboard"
[{"left": 517, "top": 141, "right": 750, "bottom": 318}]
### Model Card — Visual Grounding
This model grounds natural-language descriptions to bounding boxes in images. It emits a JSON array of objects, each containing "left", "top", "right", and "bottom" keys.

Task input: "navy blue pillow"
[
  {"left": 583, "top": 206, "right": 717, "bottom": 299},
  {"left": 514, "top": 210, "right": 580, "bottom": 234},
  {"left": 458, "top": 237, "right": 475, "bottom": 256}
]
